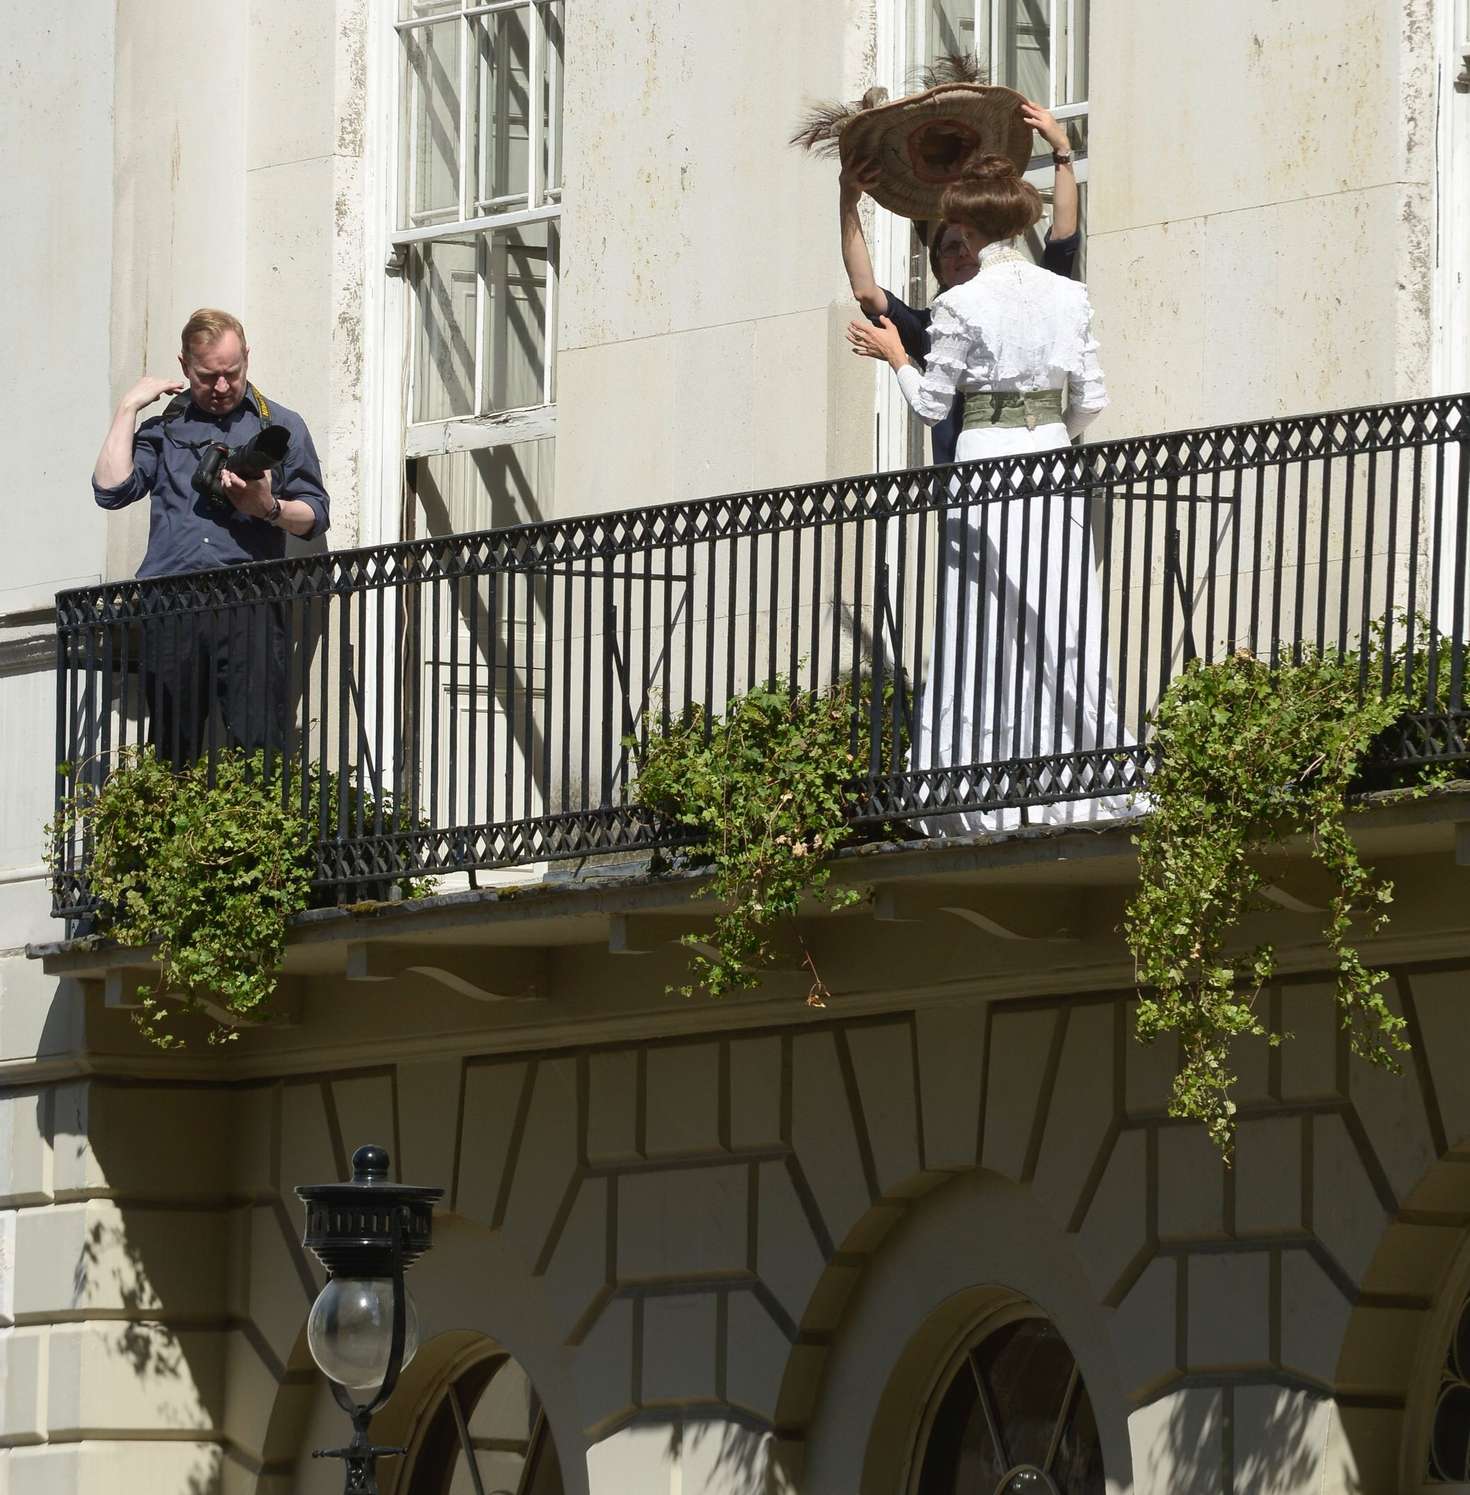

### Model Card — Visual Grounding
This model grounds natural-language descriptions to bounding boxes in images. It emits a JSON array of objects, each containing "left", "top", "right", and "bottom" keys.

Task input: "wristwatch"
[
  {"left": 266, "top": 496, "right": 283, "bottom": 525},
  {"left": 1052, "top": 148, "right": 1074, "bottom": 167}
]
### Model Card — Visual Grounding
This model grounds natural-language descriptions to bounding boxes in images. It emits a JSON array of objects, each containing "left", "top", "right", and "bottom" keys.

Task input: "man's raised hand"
[{"left": 122, "top": 375, "right": 186, "bottom": 413}]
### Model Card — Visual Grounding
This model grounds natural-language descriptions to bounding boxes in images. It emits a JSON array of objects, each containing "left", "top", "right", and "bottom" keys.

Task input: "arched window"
[
  {"left": 1426, "top": 1291, "right": 1470, "bottom": 1484},
  {"left": 913, "top": 1314, "right": 1104, "bottom": 1494},
  {"left": 402, "top": 1348, "right": 564, "bottom": 1495}
]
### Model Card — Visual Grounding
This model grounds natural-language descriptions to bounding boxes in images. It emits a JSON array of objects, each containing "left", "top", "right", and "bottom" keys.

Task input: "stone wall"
[
  {"left": 552, "top": 0, "right": 880, "bottom": 518},
  {"left": 8, "top": 957, "right": 1470, "bottom": 1491},
  {"left": 1086, "top": 0, "right": 1438, "bottom": 439},
  {"left": 100, "top": 0, "right": 374, "bottom": 570}
]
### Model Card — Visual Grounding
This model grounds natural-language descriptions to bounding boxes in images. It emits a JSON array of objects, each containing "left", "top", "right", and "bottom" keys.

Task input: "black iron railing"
[{"left": 52, "top": 393, "right": 1470, "bottom": 917}]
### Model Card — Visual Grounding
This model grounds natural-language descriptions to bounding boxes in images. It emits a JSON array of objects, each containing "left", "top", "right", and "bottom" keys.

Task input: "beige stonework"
[
  {"left": 5, "top": 0, "right": 1470, "bottom": 1491},
  {"left": 7, "top": 814, "right": 1470, "bottom": 1490}
]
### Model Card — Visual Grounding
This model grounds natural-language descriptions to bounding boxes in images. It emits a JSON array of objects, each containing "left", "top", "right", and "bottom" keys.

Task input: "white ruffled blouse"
[{"left": 894, "top": 239, "right": 1108, "bottom": 440}]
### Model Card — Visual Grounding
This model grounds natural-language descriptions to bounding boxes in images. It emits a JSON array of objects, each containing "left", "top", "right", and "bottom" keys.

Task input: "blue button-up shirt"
[{"left": 92, "top": 386, "right": 331, "bottom": 578}]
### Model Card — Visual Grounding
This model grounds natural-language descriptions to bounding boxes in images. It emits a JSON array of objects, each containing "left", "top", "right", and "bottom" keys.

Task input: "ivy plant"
[
  {"left": 53, "top": 749, "right": 432, "bottom": 1048},
  {"left": 631, "top": 678, "right": 901, "bottom": 999},
  {"left": 53, "top": 747, "right": 315, "bottom": 1047},
  {"left": 1123, "top": 644, "right": 1416, "bottom": 1153}
]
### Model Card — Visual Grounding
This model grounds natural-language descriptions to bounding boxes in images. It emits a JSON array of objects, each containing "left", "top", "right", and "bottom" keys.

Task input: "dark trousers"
[{"left": 141, "top": 603, "right": 291, "bottom": 768}]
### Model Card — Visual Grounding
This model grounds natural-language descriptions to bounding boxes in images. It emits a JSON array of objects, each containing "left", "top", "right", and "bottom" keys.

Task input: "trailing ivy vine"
[
  {"left": 52, "top": 749, "right": 432, "bottom": 1048},
  {"left": 631, "top": 679, "right": 900, "bottom": 999},
  {"left": 1123, "top": 644, "right": 1418, "bottom": 1153},
  {"left": 53, "top": 747, "right": 314, "bottom": 1047}
]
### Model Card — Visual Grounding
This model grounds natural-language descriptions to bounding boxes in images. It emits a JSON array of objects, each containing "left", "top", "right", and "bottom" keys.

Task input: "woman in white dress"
[{"left": 847, "top": 154, "right": 1128, "bottom": 832}]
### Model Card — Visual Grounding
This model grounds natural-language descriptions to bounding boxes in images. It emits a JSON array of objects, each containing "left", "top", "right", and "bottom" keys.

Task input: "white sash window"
[{"left": 393, "top": 0, "right": 564, "bottom": 461}]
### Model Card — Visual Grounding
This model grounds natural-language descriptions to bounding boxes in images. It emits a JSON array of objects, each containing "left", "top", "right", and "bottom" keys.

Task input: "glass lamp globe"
[
  {"left": 306, "top": 1276, "right": 420, "bottom": 1392},
  {"left": 999, "top": 1471, "right": 1057, "bottom": 1495}
]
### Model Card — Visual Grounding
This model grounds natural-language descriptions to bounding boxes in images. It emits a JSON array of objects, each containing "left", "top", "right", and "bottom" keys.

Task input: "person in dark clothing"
[
  {"left": 91, "top": 308, "right": 331, "bottom": 765},
  {"left": 838, "top": 99, "right": 1081, "bottom": 464}
]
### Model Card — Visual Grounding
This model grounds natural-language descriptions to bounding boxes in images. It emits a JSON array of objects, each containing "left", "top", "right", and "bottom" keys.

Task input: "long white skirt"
[{"left": 911, "top": 420, "right": 1135, "bottom": 834}]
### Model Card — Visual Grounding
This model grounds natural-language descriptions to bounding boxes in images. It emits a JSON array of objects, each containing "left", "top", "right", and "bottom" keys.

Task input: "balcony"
[{"left": 50, "top": 393, "right": 1470, "bottom": 920}]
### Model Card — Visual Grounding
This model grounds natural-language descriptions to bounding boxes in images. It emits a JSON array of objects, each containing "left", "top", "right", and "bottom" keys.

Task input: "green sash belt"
[{"left": 961, "top": 389, "right": 1065, "bottom": 431}]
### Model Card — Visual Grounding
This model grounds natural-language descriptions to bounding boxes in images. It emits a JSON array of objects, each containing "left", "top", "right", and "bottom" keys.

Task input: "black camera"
[{"left": 191, "top": 424, "right": 292, "bottom": 508}]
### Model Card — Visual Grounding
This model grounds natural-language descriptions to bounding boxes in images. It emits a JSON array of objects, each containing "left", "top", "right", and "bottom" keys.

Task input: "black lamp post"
[{"left": 297, "top": 1144, "right": 443, "bottom": 1494}]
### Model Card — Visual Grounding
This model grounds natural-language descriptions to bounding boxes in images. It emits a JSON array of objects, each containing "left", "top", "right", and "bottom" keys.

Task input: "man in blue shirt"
[{"left": 92, "top": 308, "right": 331, "bottom": 763}]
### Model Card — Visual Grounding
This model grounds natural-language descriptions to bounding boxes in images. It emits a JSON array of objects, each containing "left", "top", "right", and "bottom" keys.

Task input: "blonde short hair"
[{"left": 180, "top": 308, "right": 247, "bottom": 357}]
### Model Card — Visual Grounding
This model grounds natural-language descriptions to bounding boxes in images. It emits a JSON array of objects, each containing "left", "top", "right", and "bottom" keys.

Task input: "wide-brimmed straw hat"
[{"left": 792, "top": 63, "right": 1033, "bottom": 221}]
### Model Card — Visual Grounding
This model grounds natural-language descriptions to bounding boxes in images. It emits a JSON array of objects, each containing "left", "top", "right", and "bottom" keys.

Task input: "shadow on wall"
[
  {"left": 1146, "top": 1384, "right": 1334, "bottom": 1495},
  {"left": 38, "top": 990, "right": 231, "bottom": 1494},
  {"left": 72, "top": 1215, "right": 188, "bottom": 1385},
  {"left": 662, "top": 1414, "right": 798, "bottom": 1495}
]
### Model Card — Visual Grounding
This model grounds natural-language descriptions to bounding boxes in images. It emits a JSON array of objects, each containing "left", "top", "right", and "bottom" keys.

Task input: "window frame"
[
  {"left": 1409, "top": 1239, "right": 1470, "bottom": 1494},
  {"left": 1421, "top": 1290, "right": 1470, "bottom": 1488},
  {"left": 391, "top": 0, "right": 565, "bottom": 458},
  {"left": 910, "top": 0, "right": 1092, "bottom": 248},
  {"left": 906, "top": 1302, "right": 1103, "bottom": 1495},
  {"left": 876, "top": 0, "right": 1091, "bottom": 471},
  {"left": 394, "top": 1341, "right": 564, "bottom": 1495}
]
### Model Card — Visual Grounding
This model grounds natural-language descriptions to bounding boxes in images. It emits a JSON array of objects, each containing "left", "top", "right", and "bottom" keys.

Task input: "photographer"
[{"left": 92, "top": 308, "right": 330, "bottom": 764}]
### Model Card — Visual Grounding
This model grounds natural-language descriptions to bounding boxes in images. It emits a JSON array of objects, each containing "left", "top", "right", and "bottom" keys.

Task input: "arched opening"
[
  {"left": 1399, "top": 1217, "right": 1470, "bottom": 1492},
  {"left": 1339, "top": 1154, "right": 1470, "bottom": 1492},
  {"left": 393, "top": 1336, "right": 566, "bottom": 1495},
  {"left": 778, "top": 1171, "right": 1131, "bottom": 1494},
  {"left": 912, "top": 1306, "right": 1104, "bottom": 1495},
  {"left": 1423, "top": 1287, "right": 1470, "bottom": 1484}
]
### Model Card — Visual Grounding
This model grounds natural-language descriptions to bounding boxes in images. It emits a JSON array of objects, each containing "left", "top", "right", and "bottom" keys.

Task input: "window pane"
[
  {"left": 411, "top": 222, "right": 555, "bottom": 422},
  {"left": 974, "top": 1320, "right": 1074, "bottom": 1469},
  {"left": 475, "top": 6, "right": 531, "bottom": 209},
  {"left": 415, "top": 441, "right": 556, "bottom": 538},
  {"left": 994, "top": 0, "right": 1051, "bottom": 105},
  {"left": 454, "top": 1360, "right": 536, "bottom": 1495},
  {"left": 403, "top": 18, "right": 463, "bottom": 228},
  {"left": 544, "top": 2, "right": 565, "bottom": 194},
  {"left": 523, "top": 1421, "right": 567, "bottom": 1495},
  {"left": 401, "top": 0, "right": 459, "bottom": 18},
  {"left": 1053, "top": 1378, "right": 1106, "bottom": 1494},
  {"left": 467, "top": 1358, "right": 536, "bottom": 1444},
  {"left": 914, "top": 1317, "right": 1105, "bottom": 1495},
  {"left": 483, "top": 221, "right": 552, "bottom": 412},
  {"left": 412, "top": 235, "right": 478, "bottom": 422},
  {"left": 915, "top": 1360, "right": 1005, "bottom": 1491},
  {"left": 403, "top": 1355, "right": 567, "bottom": 1495},
  {"left": 909, "top": 0, "right": 975, "bottom": 70},
  {"left": 1067, "top": 0, "right": 1089, "bottom": 101},
  {"left": 404, "top": 1360, "right": 500, "bottom": 1495}
]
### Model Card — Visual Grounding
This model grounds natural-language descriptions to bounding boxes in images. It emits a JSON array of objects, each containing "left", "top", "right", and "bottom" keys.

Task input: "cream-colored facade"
[{"left": 3, "top": 2, "right": 1470, "bottom": 1493}]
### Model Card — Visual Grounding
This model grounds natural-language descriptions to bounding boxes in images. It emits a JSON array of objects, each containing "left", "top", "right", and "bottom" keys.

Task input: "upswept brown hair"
[
  {"left": 180, "top": 308, "right": 247, "bottom": 357},
  {"left": 938, "top": 154, "right": 1042, "bottom": 245}
]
